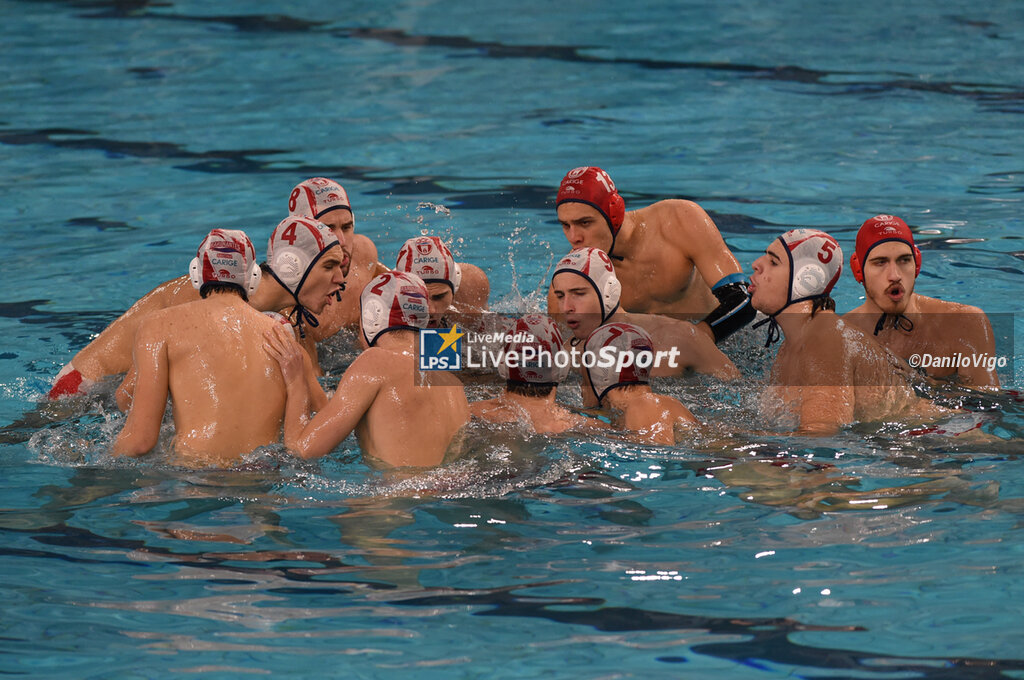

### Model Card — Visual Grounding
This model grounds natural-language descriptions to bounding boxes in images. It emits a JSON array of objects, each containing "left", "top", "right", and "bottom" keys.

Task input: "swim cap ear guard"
[
  {"left": 556, "top": 166, "right": 626, "bottom": 255},
  {"left": 395, "top": 236, "right": 462, "bottom": 294},
  {"left": 359, "top": 271, "right": 430, "bottom": 347},
  {"left": 849, "top": 214, "right": 921, "bottom": 283},
  {"left": 289, "top": 177, "right": 352, "bottom": 221},
  {"left": 552, "top": 247, "right": 622, "bottom": 323},
  {"left": 779, "top": 229, "right": 842, "bottom": 309},
  {"left": 189, "top": 228, "right": 262, "bottom": 300},
  {"left": 496, "top": 314, "right": 570, "bottom": 385},
  {"left": 583, "top": 322, "right": 654, "bottom": 405}
]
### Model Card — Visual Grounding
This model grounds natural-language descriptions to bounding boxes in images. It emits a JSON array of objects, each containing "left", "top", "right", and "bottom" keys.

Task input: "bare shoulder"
[
  {"left": 134, "top": 304, "right": 176, "bottom": 341},
  {"left": 640, "top": 198, "right": 703, "bottom": 220},
  {"left": 459, "top": 262, "right": 490, "bottom": 289},
  {"left": 469, "top": 398, "right": 513, "bottom": 422},
  {"left": 129, "top": 275, "right": 196, "bottom": 313},
  {"left": 456, "top": 261, "right": 490, "bottom": 311},
  {"left": 841, "top": 302, "right": 875, "bottom": 333},
  {"left": 354, "top": 233, "right": 379, "bottom": 264},
  {"left": 626, "top": 311, "right": 694, "bottom": 342},
  {"left": 642, "top": 199, "right": 709, "bottom": 229},
  {"left": 917, "top": 294, "right": 986, "bottom": 316},
  {"left": 347, "top": 346, "right": 391, "bottom": 371},
  {"left": 804, "top": 312, "right": 854, "bottom": 357}
]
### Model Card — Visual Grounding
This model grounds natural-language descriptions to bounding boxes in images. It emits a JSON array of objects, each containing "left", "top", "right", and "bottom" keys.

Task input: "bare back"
[
  {"left": 470, "top": 392, "right": 597, "bottom": 435},
  {"left": 355, "top": 349, "right": 470, "bottom": 467},
  {"left": 157, "top": 297, "right": 286, "bottom": 464},
  {"left": 609, "top": 388, "right": 698, "bottom": 445}
]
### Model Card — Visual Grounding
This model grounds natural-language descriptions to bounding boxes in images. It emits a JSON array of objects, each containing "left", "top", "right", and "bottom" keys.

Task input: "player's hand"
[{"left": 263, "top": 324, "right": 304, "bottom": 386}]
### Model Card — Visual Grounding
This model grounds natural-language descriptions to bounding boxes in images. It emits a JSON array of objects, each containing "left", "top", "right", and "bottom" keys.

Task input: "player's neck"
[
  {"left": 250, "top": 276, "right": 293, "bottom": 314},
  {"left": 202, "top": 289, "right": 248, "bottom": 307},
  {"left": 603, "top": 384, "right": 650, "bottom": 411},
  {"left": 611, "top": 212, "right": 637, "bottom": 259},
  {"left": 375, "top": 330, "right": 416, "bottom": 352},
  {"left": 774, "top": 301, "right": 823, "bottom": 340},
  {"left": 501, "top": 388, "right": 556, "bottom": 409}
]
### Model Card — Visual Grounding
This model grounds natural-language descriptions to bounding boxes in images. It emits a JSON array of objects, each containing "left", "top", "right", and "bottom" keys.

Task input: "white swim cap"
[
  {"left": 267, "top": 216, "right": 340, "bottom": 294},
  {"left": 552, "top": 247, "right": 621, "bottom": 322},
  {"left": 777, "top": 229, "right": 843, "bottom": 308},
  {"left": 189, "top": 228, "right": 261, "bottom": 300},
  {"left": 360, "top": 271, "right": 430, "bottom": 347},
  {"left": 497, "top": 314, "right": 570, "bottom": 385},
  {"left": 288, "top": 177, "right": 352, "bottom": 220},
  {"left": 583, "top": 322, "right": 654, "bottom": 405},
  {"left": 753, "top": 229, "right": 843, "bottom": 347},
  {"left": 395, "top": 236, "right": 462, "bottom": 294}
]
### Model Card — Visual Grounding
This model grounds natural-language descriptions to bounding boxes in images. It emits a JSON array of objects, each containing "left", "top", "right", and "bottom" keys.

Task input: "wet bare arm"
[
  {"left": 665, "top": 200, "right": 744, "bottom": 291},
  {"left": 111, "top": 320, "right": 169, "bottom": 457},
  {"left": 958, "top": 311, "right": 1001, "bottom": 389},
  {"left": 264, "top": 325, "right": 312, "bottom": 453},
  {"left": 286, "top": 354, "right": 383, "bottom": 459}
]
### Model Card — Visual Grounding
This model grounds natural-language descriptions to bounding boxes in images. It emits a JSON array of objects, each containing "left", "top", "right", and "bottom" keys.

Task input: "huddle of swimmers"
[{"left": 51, "top": 169, "right": 1003, "bottom": 467}]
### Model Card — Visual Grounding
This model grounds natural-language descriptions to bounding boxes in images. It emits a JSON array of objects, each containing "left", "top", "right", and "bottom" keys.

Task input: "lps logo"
[{"left": 419, "top": 325, "right": 464, "bottom": 371}]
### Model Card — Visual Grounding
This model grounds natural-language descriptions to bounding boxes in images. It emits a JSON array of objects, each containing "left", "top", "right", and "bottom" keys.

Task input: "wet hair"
[
  {"left": 506, "top": 381, "right": 555, "bottom": 398},
  {"left": 200, "top": 282, "right": 247, "bottom": 301},
  {"left": 810, "top": 295, "right": 836, "bottom": 318}
]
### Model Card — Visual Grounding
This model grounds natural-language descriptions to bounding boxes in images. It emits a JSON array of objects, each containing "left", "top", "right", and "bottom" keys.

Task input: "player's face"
[
  {"left": 557, "top": 203, "right": 613, "bottom": 253},
  {"left": 551, "top": 272, "right": 603, "bottom": 339},
  {"left": 748, "top": 241, "right": 790, "bottom": 315},
  {"left": 317, "top": 211, "right": 354, "bottom": 277},
  {"left": 299, "top": 248, "right": 347, "bottom": 314},
  {"left": 425, "top": 282, "right": 454, "bottom": 327},
  {"left": 862, "top": 241, "right": 916, "bottom": 314}
]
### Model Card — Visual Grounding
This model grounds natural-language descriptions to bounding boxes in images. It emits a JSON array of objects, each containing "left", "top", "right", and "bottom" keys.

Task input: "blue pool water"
[{"left": 2, "top": 0, "right": 1023, "bottom": 677}]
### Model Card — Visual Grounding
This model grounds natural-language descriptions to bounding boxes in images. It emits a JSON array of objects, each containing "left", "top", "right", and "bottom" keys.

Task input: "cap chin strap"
[
  {"left": 602, "top": 302, "right": 620, "bottom": 325},
  {"left": 368, "top": 325, "right": 418, "bottom": 348},
  {"left": 266, "top": 268, "right": 318, "bottom": 338},
  {"left": 608, "top": 231, "right": 623, "bottom": 261},
  {"left": 267, "top": 242, "right": 341, "bottom": 338},
  {"left": 873, "top": 312, "right": 914, "bottom": 335}
]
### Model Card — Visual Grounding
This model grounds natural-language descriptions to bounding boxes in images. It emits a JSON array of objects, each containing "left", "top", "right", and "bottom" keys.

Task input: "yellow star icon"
[{"left": 436, "top": 324, "right": 464, "bottom": 355}]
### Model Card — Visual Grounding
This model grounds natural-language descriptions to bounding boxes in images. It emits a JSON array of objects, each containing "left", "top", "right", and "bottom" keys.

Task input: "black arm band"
[{"left": 705, "top": 281, "right": 755, "bottom": 343}]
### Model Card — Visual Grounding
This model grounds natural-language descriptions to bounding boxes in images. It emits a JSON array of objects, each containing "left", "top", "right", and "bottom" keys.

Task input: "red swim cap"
[
  {"left": 850, "top": 214, "right": 921, "bottom": 283},
  {"left": 556, "top": 167, "right": 626, "bottom": 237}
]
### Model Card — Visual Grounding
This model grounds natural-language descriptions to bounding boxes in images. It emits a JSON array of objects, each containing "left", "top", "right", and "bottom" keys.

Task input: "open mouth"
[{"left": 886, "top": 283, "right": 904, "bottom": 302}]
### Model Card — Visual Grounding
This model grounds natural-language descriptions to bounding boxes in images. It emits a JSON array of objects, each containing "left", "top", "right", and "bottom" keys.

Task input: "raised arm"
[
  {"left": 111, "top": 319, "right": 170, "bottom": 457},
  {"left": 265, "top": 326, "right": 381, "bottom": 460},
  {"left": 663, "top": 201, "right": 754, "bottom": 341}
]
